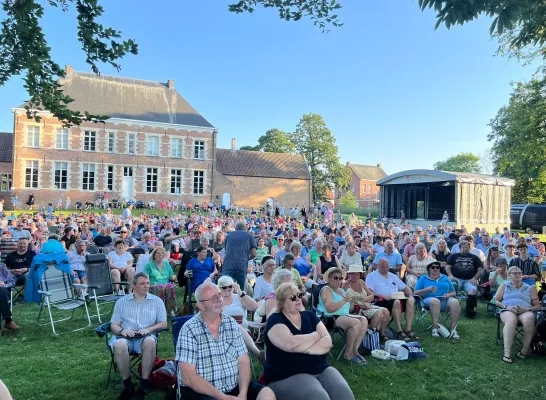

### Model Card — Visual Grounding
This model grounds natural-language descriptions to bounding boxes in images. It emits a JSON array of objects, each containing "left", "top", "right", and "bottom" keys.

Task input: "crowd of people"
[{"left": 1, "top": 201, "right": 545, "bottom": 399}]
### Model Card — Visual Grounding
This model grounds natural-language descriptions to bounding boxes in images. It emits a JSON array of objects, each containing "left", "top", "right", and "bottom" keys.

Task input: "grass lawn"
[{"left": 1, "top": 292, "right": 545, "bottom": 400}]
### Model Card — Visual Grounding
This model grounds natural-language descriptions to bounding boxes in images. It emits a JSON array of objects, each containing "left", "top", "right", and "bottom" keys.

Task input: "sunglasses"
[
  {"left": 289, "top": 293, "right": 305, "bottom": 301},
  {"left": 330, "top": 276, "right": 343, "bottom": 281},
  {"left": 220, "top": 285, "right": 233, "bottom": 290},
  {"left": 429, "top": 266, "right": 441, "bottom": 270}
]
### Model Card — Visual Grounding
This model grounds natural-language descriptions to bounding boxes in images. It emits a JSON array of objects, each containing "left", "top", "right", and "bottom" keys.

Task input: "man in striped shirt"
[
  {"left": 509, "top": 244, "right": 540, "bottom": 286},
  {"left": 109, "top": 272, "right": 167, "bottom": 400}
]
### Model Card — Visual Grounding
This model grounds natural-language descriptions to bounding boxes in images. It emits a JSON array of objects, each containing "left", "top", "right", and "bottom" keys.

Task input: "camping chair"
[
  {"left": 310, "top": 283, "right": 346, "bottom": 360},
  {"left": 87, "top": 244, "right": 100, "bottom": 255},
  {"left": 3, "top": 262, "right": 25, "bottom": 311},
  {"left": 172, "top": 315, "right": 194, "bottom": 399},
  {"left": 127, "top": 247, "right": 145, "bottom": 268},
  {"left": 95, "top": 322, "right": 169, "bottom": 388},
  {"left": 85, "top": 254, "right": 129, "bottom": 322},
  {"left": 495, "top": 308, "right": 540, "bottom": 346},
  {"left": 414, "top": 295, "right": 455, "bottom": 331},
  {"left": 36, "top": 262, "right": 92, "bottom": 335}
]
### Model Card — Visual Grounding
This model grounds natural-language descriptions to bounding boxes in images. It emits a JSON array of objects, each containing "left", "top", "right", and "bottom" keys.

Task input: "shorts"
[
  {"left": 108, "top": 335, "right": 157, "bottom": 354},
  {"left": 180, "top": 382, "right": 266, "bottom": 400},
  {"left": 72, "top": 270, "right": 87, "bottom": 280},
  {"left": 376, "top": 298, "right": 407, "bottom": 313},
  {"left": 423, "top": 297, "right": 450, "bottom": 312},
  {"left": 454, "top": 278, "right": 477, "bottom": 293}
]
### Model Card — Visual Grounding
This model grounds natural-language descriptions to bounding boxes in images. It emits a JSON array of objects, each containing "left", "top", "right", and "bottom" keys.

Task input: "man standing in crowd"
[{"left": 222, "top": 221, "right": 256, "bottom": 289}]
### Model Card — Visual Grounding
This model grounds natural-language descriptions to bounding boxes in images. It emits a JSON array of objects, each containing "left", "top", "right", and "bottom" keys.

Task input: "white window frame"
[
  {"left": 147, "top": 136, "right": 160, "bottom": 156},
  {"left": 81, "top": 163, "right": 96, "bottom": 191},
  {"left": 146, "top": 167, "right": 159, "bottom": 193},
  {"left": 193, "top": 140, "right": 205, "bottom": 160},
  {"left": 0, "top": 173, "right": 12, "bottom": 191},
  {"left": 171, "top": 138, "right": 183, "bottom": 158},
  {"left": 83, "top": 131, "right": 97, "bottom": 152},
  {"left": 127, "top": 133, "right": 136, "bottom": 155},
  {"left": 26, "top": 126, "right": 40, "bottom": 148},
  {"left": 24, "top": 160, "right": 39, "bottom": 188},
  {"left": 170, "top": 169, "right": 183, "bottom": 194},
  {"left": 192, "top": 170, "right": 205, "bottom": 195},
  {"left": 55, "top": 128, "right": 69, "bottom": 150},
  {"left": 107, "top": 132, "right": 116, "bottom": 153},
  {"left": 53, "top": 161, "right": 68, "bottom": 190},
  {"left": 106, "top": 165, "right": 115, "bottom": 191}
]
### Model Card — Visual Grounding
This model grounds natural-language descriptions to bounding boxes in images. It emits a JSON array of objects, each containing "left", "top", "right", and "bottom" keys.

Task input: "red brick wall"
[{"left": 12, "top": 112, "right": 214, "bottom": 207}]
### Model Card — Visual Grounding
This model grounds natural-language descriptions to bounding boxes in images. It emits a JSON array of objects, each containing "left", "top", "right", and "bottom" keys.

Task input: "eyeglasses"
[
  {"left": 200, "top": 294, "right": 223, "bottom": 303},
  {"left": 331, "top": 276, "right": 343, "bottom": 281},
  {"left": 429, "top": 266, "right": 440, "bottom": 270},
  {"left": 288, "top": 293, "right": 305, "bottom": 301},
  {"left": 510, "top": 272, "right": 522, "bottom": 275},
  {"left": 220, "top": 285, "right": 233, "bottom": 290}
]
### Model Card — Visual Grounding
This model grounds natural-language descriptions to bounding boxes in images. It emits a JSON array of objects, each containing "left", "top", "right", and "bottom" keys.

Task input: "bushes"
[{"left": 338, "top": 206, "right": 379, "bottom": 218}]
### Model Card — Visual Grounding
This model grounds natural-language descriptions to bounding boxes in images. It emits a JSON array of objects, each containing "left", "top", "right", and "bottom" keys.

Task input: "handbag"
[{"left": 359, "top": 328, "right": 381, "bottom": 354}]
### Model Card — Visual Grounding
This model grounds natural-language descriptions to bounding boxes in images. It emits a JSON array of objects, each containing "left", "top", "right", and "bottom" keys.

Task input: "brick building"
[
  {"left": 346, "top": 162, "right": 387, "bottom": 208},
  {"left": 10, "top": 67, "right": 217, "bottom": 207},
  {"left": 214, "top": 144, "right": 312, "bottom": 210},
  {"left": 0, "top": 133, "right": 14, "bottom": 205}
]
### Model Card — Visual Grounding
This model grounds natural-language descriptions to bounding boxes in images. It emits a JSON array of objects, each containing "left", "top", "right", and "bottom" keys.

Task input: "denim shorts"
[
  {"left": 72, "top": 270, "right": 87, "bottom": 280},
  {"left": 109, "top": 335, "right": 157, "bottom": 354},
  {"left": 423, "top": 297, "right": 450, "bottom": 312}
]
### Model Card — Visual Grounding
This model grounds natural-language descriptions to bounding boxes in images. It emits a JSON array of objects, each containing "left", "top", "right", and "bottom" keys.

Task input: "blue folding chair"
[{"left": 172, "top": 316, "right": 194, "bottom": 399}]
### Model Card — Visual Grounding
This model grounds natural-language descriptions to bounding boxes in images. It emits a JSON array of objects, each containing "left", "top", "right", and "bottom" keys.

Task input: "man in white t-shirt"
[{"left": 121, "top": 203, "right": 134, "bottom": 226}]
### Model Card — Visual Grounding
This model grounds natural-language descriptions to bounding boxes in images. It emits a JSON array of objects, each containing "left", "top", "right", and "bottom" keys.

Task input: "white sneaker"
[
  {"left": 432, "top": 328, "right": 440, "bottom": 337},
  {"left": 450, "top": 329, "right": 460, "bottom": 340}
]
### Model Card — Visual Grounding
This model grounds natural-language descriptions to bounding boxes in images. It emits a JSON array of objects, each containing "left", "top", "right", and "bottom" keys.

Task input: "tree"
[
  {"left": 489, "top": 72, "right": 546, "bottom": 203},
  {"left": 338, "top": 190, "right": 357, "bottom": 208},
  {"left": 433, "top": 153, "right": 481, "bottom": 174},
  {"left": 240, "top": 129, "right": 295, "bottom": 153},
  {"left": 292, "top": 113, "right": 349, "bottom": 202},
  {"left": 1, "top": 0, "right": 342, "bottom": 125}
]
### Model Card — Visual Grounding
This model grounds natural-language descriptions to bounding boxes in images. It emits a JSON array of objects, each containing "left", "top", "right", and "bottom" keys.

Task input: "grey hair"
[
  {"left": 195, "top": 281, "right": 218, "bottom": 302},
  {"left": 235, "top": 221, "right": 246, "bottom": 230},
  {"left": 290, "top": 242, "right": 302, "bottom": 251},
  {"left": 273, "top": 269, "right": 293, "bottom": 290},
  {"left": 415, "top": 242, "right": 426, "bottom": 251},
  {"left": 132, "top": 272, "right": 149, "bottom": 285}
]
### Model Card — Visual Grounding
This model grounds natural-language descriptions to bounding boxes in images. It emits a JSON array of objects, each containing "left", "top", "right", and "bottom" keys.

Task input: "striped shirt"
[
  {"left": 509, "top": 257, "right": 540, "bottom": 277},
  {"left": 110, "top": 293, "right": 166, "bottom": 331},
  {"left": 175, "top": 313, "right": 247, "bottom": 393}
]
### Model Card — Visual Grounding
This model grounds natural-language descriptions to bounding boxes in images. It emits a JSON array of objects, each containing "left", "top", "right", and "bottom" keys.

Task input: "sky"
[{"left": 0, "top": 0, "right": 539, "bottom": 175}]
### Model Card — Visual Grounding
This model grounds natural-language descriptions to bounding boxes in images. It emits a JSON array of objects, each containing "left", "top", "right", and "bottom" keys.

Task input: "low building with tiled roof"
[{"left": 214, "top": 140, "right": 312, "bottom": 209}]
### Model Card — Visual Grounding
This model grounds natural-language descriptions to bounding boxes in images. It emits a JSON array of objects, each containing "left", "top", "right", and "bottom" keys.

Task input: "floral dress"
[{"left": 345, "top": 280, "right": 382, "bottom": 319}]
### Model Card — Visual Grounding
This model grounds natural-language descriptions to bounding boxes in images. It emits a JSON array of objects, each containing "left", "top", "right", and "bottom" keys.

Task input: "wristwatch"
[
  {"left": 119, "top": 328, "right": 125, "bottom": 334},
  {"left": 240, "top": 292, "right": 247, "bottom": 298}
]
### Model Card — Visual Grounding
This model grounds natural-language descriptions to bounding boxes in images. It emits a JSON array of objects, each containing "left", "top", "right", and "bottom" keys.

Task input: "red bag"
[{"left": 138, "top": 356, "right": 177, "bottom": 390}]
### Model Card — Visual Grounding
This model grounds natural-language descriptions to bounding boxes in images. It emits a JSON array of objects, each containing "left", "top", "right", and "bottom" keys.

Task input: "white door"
[
  {"left": 122, "top": 167, "right": 134, "bottom": 200},
  {"left": 222, "top": 192, "right": 231, "bottom": 207}
]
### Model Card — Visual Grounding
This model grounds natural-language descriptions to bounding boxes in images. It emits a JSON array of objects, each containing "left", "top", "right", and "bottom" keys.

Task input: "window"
[
  {"left": 127, "top": 133, "right": 136, "bottom": 154},
  {"left": 194, "top": 140, "right": 205, "bottom": 159},
  {"left": 362, "top": 184, "right": 367, "bottom": 194},
  {"left": 82, "top": 163, "right": 96, "bottom": 190},
  {"left": 26, "top": 126, "right": 40, "bottom": 147},
  {"left": 147, "top": 136, "right": 159, "bottom": 156},
  {"left": 0, "top": 174, "right": 12, "bottom": 191},
  {"left": 146, "top": 168, "right": 158, "bottom": 193},
  {"left": 107, "top": 132, "right": 115, "bottom": 153},
  {"left": 106, "top": 165, "right": 114, "bottom": 191},
  {"left": 84, "top": 131, "right": 96, "bottom": 151},
  {"left": 55, "top": 128, "right": 69, "bottom": 150},
  {"left": 54, "top": 162, "right": 68, "bottom": 189},
  {"left": 170, "top": 169, "right": 182, "bottom": 194},
  {"left": 171, "top": 138, "right": 183, "bottom": 158},
  {"left": 25, "top": 160, "right": 39, "bottom": 188},
  {"left": 193, "top": 170, "right": 204, "bottom": 195}
]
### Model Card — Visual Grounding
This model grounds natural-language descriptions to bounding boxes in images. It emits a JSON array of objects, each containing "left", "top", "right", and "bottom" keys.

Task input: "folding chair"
[
  {"left": 9, "top": 285, "right": 24, "bottom": 312},
  {"left": 95, "top": 322, "right": 169, "bottom": 388},
  {"left": 87, "top": 244, "right": 100, "bottom": 255},
  {"left": 494, "top": 308, "right": 537, "bottom": 346},
  {"left": 36, "top": 263, "right": 92, "bottom": 335},
  {"left": 85, "top": 254, "right": 129, "bottom": 322},
  {"left": 172, "top": 315, "right": 194, "bottom": 399},
  {"left": 414, "top": 295, "right": 454, "bottom": 330},
  {"left": 310, "top": 283, "right": 346, "bottom": 360},
  {"left": 127, "top": 247, "right": 145, "bottom": 268}
]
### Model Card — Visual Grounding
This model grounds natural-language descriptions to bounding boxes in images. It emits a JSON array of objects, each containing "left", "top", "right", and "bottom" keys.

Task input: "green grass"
[{"left": 2, "top": 295, "right": 545, "bottom": 400}]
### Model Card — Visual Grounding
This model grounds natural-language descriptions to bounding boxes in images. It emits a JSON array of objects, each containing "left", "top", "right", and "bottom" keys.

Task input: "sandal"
[
  {"left": 396, "top": 331, "right": 411, "bottom": 342},
  {"left": 355, "top": 354, "right": 368, "bottom": 364},
  {"left": 502, "top": 355, "right": 512, "bottom": 364},
  {"left": 380, "top": 335, "right": 389, "bottom": 343},
  {"left": 516, "top": 351, "right": 528, "bottom": 360},
  {"left": 405, "top": 331, "right": 420, "bottom": 341},
  {"left": 345, "top": 356, "right": 363, "bottom": 364}
]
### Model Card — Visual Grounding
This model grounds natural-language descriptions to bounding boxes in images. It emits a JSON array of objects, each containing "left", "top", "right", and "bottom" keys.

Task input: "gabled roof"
[
  {"left": 216, "top": 149, "right": 311, "bottom": 180},
  {"left": 0, "top": 133, "right": 13, "bottom": 163},
  {"left": 377, "top": 169, "right": 515, "bottom": 187},
  {"left": 347, "top": 163, "right": 387, "bottom": 181},
  {"left": 19, "top": 70, "right": 214, "bottom": 128}
]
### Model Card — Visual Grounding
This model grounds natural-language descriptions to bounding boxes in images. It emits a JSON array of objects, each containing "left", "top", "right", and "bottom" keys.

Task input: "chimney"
[
  {"left": 65, "top": 65, "right": 73, "bottom": 75},
  {"left": 377, "top": 163, "right": 381, "bottom": 168},
  {"left": 167, "top": 79, "right": 175, "bottom": 90},
  {"left": 231, "top": 138, "right": 236, "bottom": 151}
]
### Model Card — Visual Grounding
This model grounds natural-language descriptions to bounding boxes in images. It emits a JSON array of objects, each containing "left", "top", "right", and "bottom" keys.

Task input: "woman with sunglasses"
[
  {"left": 264, "top": 282, "right": 354, "bottom": 400},
  {"left": 414, "top": 260, "right": 461, "bottom": 339},
  {"left": 318, "top": 267, "right": 368, "bottom": 364}
]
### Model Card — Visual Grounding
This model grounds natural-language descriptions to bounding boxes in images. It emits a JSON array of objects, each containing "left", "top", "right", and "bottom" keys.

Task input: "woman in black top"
[
  {"left": 264, "top": 282, "right": 354, "bottom": 400},
  {"left": 431, "top": 238, "right": 451, "bottom": 275},
  {"left": 315, "top": 243, "right": 341, "bottom": 282}
]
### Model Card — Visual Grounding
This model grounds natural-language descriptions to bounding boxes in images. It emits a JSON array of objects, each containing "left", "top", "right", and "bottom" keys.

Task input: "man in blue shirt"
[{"left": 371, "top": 240, "right": 403, "bottom": 275}]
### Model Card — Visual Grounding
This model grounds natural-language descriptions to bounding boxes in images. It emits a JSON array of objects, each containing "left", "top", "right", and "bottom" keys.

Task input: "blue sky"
[{"left": 0, "top": 0, "right": 537, "bottom": 174}]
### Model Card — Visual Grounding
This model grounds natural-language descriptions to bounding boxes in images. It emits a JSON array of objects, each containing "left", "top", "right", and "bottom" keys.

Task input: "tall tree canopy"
[
  {"left": 489, "top": 73, "right": 546, "bottom": 204},
  {"left": 433, "top": 153, "right": 481, "bottom": 174},
  {"left": 239, "top": 129, "right": 295, "bottom": 153},
  {"left": 292, "top": 113, "right": 349, "bottom": 202}
]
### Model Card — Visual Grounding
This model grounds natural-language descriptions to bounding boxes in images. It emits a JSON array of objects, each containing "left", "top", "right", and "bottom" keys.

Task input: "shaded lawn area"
[{"left": 1, "top": 296, "right": 545, "bottom": 400}]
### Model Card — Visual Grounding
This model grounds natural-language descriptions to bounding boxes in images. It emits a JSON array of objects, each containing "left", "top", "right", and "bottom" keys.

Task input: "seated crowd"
[{"left": 1, "top": 206, "right": 546, "bottom": 399}]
